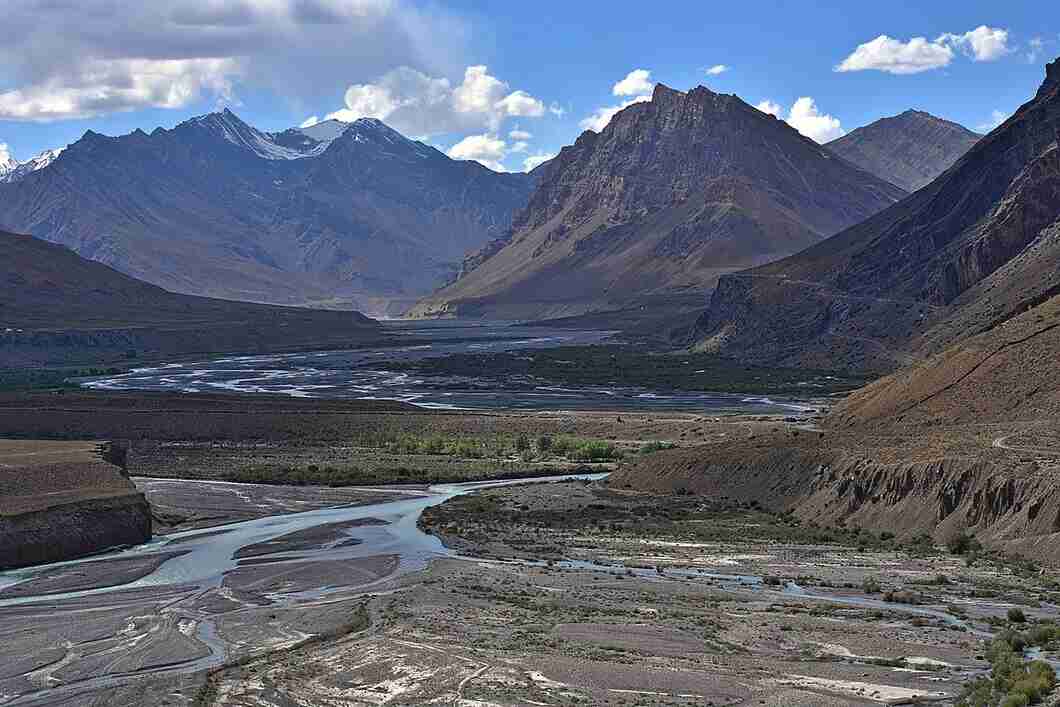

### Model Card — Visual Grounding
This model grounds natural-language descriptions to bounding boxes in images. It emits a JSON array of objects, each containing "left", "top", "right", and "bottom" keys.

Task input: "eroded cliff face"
[
  {"left": 610, "top": 435, "right": 1060, "bottom": 562},
  {"left": 0, "top": 440, "right": 151, "bottom": 570},
  {"left": 0, "top": 495, "right": 151, "bottom": 570}
]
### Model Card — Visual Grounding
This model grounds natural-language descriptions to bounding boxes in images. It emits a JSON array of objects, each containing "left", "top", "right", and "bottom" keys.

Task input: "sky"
[{"left": 0, "top": 0, "right": 1057, "bottom": 173}]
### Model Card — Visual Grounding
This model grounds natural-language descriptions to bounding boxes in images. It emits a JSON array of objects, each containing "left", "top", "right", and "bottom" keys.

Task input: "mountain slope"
[
  {"left": 410, "top": 84, "right": 906, "bottom": 321},
  {"left": 0, "top": 111, "right": 533, "bottom": 316},
  {"left": 696, "top": 58, "right": 1060, "bottom": 374},
  {"left": 826, "top": 110, "right": 980, "bottom": 192},
  {"left": 0, "top": 229, "right": 380, "bottom": 366}
]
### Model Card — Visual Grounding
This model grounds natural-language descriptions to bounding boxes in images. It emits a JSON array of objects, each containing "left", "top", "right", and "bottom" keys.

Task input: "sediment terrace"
[
  {"left": 612, "top": 426, "right": 1060, "bottom": 563},
  {"left": 0, "top": 439, "right": 151, "bottom": 569}
]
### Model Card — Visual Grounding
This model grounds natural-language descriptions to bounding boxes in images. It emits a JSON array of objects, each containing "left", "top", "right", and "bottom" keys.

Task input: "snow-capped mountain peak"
[
  {"left": 0, "top": 146, "right": 65, "bottom": 184},
  {"left": 296, "top": 119, "right": 349, "bottom": 143},
  {"left": 186, "top": 108, "right": 311, "bottom": 161}
]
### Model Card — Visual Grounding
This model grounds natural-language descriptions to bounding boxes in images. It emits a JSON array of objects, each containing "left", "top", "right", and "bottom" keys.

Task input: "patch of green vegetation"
[
  {"left": 220, "top": 461, "right": 597, "bottom": 487},
  {"left": 0, "top": 367, "right": 123, "bottom": 391},
  {"left": 347, "top": 431, "right": 624, "bottom": 463},
  {"left": 958, "top": 632, "right": 1057, "bottom": 706},
  {"left": 378, "top": 345, "right": 867, "bottom": 396}
]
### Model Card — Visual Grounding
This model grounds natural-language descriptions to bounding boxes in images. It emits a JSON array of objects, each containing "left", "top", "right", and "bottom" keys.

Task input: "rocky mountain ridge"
[
  {"left": 411, "top": 83, "right": 906, "bottom": 320},
  {"left": 826, "top": 109, "right": 980, "bottom": 191},
  {"left": 0, "top": 111, "right": 533, "bottom": 316},
  {"left": 696, "top": 58, "right": 1060, "bottom": 373}
]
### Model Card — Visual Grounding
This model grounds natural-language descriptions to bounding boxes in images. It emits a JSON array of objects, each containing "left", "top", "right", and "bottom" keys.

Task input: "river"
[{"left": 79, "top": 320, "right": 815, "bottom": 413}]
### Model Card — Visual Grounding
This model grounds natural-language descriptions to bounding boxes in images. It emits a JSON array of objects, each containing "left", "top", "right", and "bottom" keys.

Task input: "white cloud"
[
  {"left": 447, "top": 133, "right": 508, "bottom": 171},
  {"left": 508, "top": 128, "right": 532, "bottom": 141},
  {"left": 787, "top": 97, "right": 844, "bottom": 142},
  {"left": 0, "top": 57, "right": 238, "bottom": 121},
  {"left": 835, "top": 35, "right": 954, "bottom": 75},
  {"left": 976, "top": 109, "right": 1009, "bottom": 133},
  {"left": 612, "top": 69, "right": 654, "bottom": 96},
  {"left": 523, "top": 152, "right": 555, "bottom": 172},
  {"left": 0, "top": 142, "right": 14, "bottom": 167},
  {"left": 836, "top": 26, "right": 1012, "bottom": 76},
  {"left": 300, "top": 115, "right": 321, "bottom": 128},
  {"left": 495, "top": 90, "right": 545, "bottom": 117},
  {"left": 755, "top": 97, "right": 844, "bottom": 143},
  {"left": 579, "top": 95, "right": 651, "bottom": 132},
  {"left": 755, "top": 100, "right": 783, "bottom": 117},
  {"left": 0, "top": 0, "right": 468, "bottom": 121},
  {"left": 511, "top": 141, "right": 529, "bottom": 153},
  {"left": 325, "top": 65, "right": 546, "bottom": 136},
  {"left": 548, "top": 102, "right": 567, "bottom": 118},
  {"left": 705, "top": 64, "right": 729, "bottom": 76},
  {"left": 941, "top": 26, "right": 1011, "bottom": 62}
]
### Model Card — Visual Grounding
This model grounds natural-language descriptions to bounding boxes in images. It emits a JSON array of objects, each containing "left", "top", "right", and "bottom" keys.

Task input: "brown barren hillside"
[
  {"left": 826, "top": 110, "right": 980, "bottom": 192},
  {"left": 616, "top": 59, "right": 1060, "bottom": 563},
  {"left": 410, "top": 83, "right": 904, "bottom": 321},
  {"left": 696, "top": 58, "right": 1060, "bottom": 374},
  {"left": 0, "top": 229, "right": 382, "bottom": 365}
]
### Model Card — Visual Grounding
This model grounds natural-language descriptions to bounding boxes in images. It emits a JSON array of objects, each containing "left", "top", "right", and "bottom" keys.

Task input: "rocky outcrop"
[
  {"left": 0, "top": 494, "right": 151, "bottom": 570},
  {"left": 0, "top": 440, "right": 151, "bottom": 570},
  {"left": 696, "top": 57, "right": 1060, "bottom": 373},
  {"left": 826, "top": 110, "right": 980, "bottom": 192},
  {"left": 411, "top": 83, "right": 904, "bottom": 321}
]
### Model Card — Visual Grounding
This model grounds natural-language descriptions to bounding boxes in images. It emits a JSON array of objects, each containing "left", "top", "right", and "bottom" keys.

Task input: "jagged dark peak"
[
  {"left": 651, "top": 83, "right": 685, "bottom": 101},
  {"left": 1037, "top": 56, "right": 1060, "bottom": 98},
  {"left": 184, "top": 107, "right": 253, "bottom": 132}
]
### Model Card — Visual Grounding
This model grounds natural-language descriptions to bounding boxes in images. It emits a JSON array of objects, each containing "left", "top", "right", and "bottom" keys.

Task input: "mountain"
[
  {"left": 826, "top": 110, "right": 980, "bottom": 192},
  {"left": 409, "top": 84, "right": 906, "bottom": 321},
  {"left": 0, "top": 111, "right": 533, "bottom": 316},
  {"left": 0, "top": 147, "right": 64, "bottom": 184},
  {"left": 0, "top": 152, "right": 16, "bottom": 181},
  {"left": 696, "top": 58, "right": 1060, "bottom": 374},
  {"left": 0, "top": 229, "right": 381, "bottom": 366}
]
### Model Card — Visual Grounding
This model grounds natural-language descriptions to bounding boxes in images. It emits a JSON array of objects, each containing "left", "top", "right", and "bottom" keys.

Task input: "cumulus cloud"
[
  {"left": 612, "top": 69, "right": 654, "bottom": 96},
  {"left": 755, "top": 97, "right": 844, "bottom": 143},
  {"left": 495, "top": 90, "right": 545, "bottom": 117},
  {"left": 523, "top": 152, "right": 555, "bottom": 172},
  {"left": 0, "top": 142, "right": 14, "bottom": 167},
  {"left": 325, "top": 65, "right": 546, "bottom": 136},
  {"left": 755, "top": 100, "right": 783, "bottom": 117},
  {"left": 447, "top": 133, "right": 508, "bottom": 171},
  {"left": 835, "top": 35, "right": 954, "bottom": 75},
  {"left": 548, "top": 102, "right": 567, "bottom": 118},
  {"left": 787, "top": 97, "right": 844, "bottom": 142},
  {"left": 836, "top": 26, "right": 1011, "bottom": 75},
  {"left": 942, "top": 26, "right": 1011, "bottom": 61},
  {"left": 508, "top": 128, "right": 532, "bottom": 141},
  {"left": 299, "top": 115, "right": 321, "bottom": 128},
  {"left": 510, "top": 141, "right": 529, "bottom": 153},
  {"left": 705, "top": 64, "right": 729, "bottom": 76},
  {"left": 976, "top": 109, "right": 1009, "bottom": 133},
  {"left": 0, "top": 0, "right": 468, "bottom": 121}
]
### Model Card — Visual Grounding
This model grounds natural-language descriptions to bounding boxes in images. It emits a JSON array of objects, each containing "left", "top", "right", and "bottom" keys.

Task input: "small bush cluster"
[
  {"left": 349, "top": 431, "right": 622, "bottom": 463},
  {"left": 958, "top": 625, "right": 1060, "bottom": 706}
]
